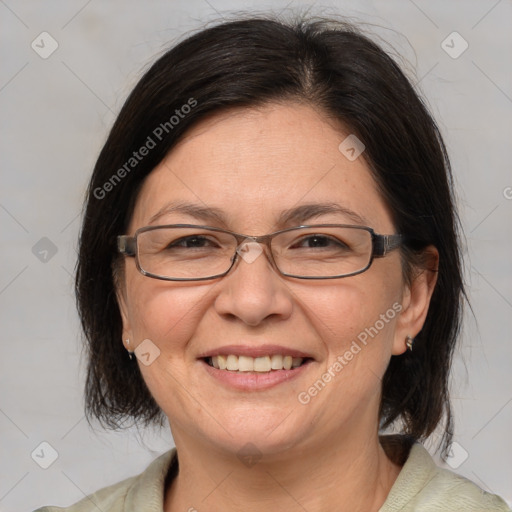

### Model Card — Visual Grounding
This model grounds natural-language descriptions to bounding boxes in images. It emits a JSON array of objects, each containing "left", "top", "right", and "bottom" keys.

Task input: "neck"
[{"left": 164, "top": 431, "right": 402, "bottom": 512}]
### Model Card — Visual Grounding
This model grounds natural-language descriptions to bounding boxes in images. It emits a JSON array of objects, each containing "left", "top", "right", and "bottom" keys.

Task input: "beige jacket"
[{"left": 34, "top": 443, "right": 511, "bottom": 511}]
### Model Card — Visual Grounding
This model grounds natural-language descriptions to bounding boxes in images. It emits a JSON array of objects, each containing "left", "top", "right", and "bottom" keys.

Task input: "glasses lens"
[
  {"left": 272, "top": 226, "right": 372, "bottom": 278},
  {"left": 136, "top": 227, "right": 236, "bottom": 279}
]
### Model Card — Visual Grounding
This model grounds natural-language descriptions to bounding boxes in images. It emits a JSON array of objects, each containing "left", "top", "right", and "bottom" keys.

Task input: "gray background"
[{"left": 1, "top": 0, "right": 511, "bottom": 510}]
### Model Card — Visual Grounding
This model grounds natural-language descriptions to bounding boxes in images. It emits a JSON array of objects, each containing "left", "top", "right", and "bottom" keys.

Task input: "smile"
[{"left": 206, "top": 354, "right": 307, "bottom": 372}]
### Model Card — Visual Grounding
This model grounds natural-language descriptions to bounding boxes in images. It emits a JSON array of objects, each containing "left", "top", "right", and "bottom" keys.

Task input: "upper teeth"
[{"left": 210, "top": 355, "right": 304, "bottom": 372}]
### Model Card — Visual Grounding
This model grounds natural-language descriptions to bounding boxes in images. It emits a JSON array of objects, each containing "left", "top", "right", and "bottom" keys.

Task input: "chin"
[{"left": 203, "top": 409, "right": 309, "bottom": 457}]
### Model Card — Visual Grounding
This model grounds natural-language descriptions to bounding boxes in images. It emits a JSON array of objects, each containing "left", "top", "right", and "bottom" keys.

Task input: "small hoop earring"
[{"left": 406, "top": 335, "right": 414, "bottom": 351}]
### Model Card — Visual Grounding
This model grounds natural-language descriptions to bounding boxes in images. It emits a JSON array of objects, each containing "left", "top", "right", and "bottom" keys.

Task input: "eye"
[
  {"left": 291, "top": 234, "right": 349, "bottom": 250},
  {"left": 166, "top": 235, "right": 220, "bottom": 249}
]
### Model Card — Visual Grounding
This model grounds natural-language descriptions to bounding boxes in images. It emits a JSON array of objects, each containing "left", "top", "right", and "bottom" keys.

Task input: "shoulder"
[
  {"left": 380, "top": 441, "right": 511, "bottom": 512},
  {"left": 33, "top": 449, "right": 177, "bottom": 512}
]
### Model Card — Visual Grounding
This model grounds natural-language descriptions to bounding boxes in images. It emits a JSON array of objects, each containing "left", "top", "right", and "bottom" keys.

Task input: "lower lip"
[{"left": 200, "top": 359, "right": 312, "bottom": 391}]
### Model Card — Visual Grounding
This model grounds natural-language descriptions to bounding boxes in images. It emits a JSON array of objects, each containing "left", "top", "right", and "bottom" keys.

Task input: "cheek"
[
  {"left": 124, "top": 279, "right": 217, "bottom": 420},
  {"left": 299, "top": 280, "right": 402, "bottom": 419},
  {"left": 301, "top": 271, "right": 402, "bottom": 359},
  {"left": 125, "top": 278, "right": 214, "bottom": 353}
]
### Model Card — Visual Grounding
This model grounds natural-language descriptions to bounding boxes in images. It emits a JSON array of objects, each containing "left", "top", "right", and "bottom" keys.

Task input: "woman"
[{"left": 35, "top": 15, "right": 511, "bottom": 512}]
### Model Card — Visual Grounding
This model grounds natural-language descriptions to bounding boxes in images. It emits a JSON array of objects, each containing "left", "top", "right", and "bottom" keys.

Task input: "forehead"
[{"left": 130, "top": 102, "right": 393, "bottom": 233}]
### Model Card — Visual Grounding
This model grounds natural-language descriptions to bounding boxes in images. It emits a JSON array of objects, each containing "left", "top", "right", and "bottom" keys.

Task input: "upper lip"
[{"left": 197, "top": 344, "right": 315, "bottom": 359}]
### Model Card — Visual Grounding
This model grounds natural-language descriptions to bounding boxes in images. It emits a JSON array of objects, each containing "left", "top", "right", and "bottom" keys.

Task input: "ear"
[
  {"left": 114, "top": 275, "right": 133, "bottom": 351},
  {"left": 392, "top": 246, "right": 439, "bottom": 355}
]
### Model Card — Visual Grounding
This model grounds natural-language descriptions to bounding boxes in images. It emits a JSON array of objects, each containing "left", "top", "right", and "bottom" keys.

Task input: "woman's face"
[{"left": 118, "top": 103, "right": 417, "bottom": 457}]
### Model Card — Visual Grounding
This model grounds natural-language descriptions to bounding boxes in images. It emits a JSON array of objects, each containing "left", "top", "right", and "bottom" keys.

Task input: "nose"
[{"left": 213, "top": 241, "right": 293, "bottom": 326}]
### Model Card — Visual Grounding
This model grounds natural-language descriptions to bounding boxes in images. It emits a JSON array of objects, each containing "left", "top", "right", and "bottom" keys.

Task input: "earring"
[
  {"left": 406, "top": 335, "right": 414, "bottom": 351},
  {"left": 125, "top": 339, "right": 133, "bottom": 360}
]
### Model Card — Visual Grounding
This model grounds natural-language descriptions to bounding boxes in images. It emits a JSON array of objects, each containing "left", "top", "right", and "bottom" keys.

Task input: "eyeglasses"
[{"left": 117, "top": 224, "right": 403, "bottom": 281}]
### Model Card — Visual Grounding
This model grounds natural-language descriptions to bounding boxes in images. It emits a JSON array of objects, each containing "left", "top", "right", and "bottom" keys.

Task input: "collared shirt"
[{"left": 34, "top": 442, "right": 511, "bottom": 511}]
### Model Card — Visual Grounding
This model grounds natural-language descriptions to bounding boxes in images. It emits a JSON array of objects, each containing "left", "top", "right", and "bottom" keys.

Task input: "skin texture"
[{"left": 117, "top": 102, "right": 438, "bottom": 512}]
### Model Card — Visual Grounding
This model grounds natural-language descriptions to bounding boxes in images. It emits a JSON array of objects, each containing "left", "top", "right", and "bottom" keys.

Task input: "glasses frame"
[{"left": 117, "top": 224, "right": 403, "bottom": 281}]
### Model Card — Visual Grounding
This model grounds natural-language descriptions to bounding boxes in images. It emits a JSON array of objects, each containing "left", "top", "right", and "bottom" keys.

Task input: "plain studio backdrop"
[{"left": 1, "top": 1, "right": 511, "bottom": 510}]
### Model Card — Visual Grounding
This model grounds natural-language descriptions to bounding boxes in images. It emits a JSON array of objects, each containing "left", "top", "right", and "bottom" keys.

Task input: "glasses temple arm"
[
  {"left": 117, "top": 235, "right": 136, "bottom": 256},
  {"left": 373, "top": 234, "right": 403, "bottom": 257}
]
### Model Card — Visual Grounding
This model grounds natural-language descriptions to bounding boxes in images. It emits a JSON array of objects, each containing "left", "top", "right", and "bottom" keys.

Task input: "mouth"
[
  {"left": 197, "top": 345, "right": 315, "bottom": 390},
  {"left": 203, "top": 354, "right": 313, "bottom": 372}
]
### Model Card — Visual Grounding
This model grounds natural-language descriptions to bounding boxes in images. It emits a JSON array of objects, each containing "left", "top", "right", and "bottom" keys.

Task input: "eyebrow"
[
  {"left": 148, "top": 201, "right": 228, "bottom": 227},
  {"left": 147, "top": 201, "right": 368, "bottom": 228},
  {"left": 277, "top": 203, "right": 368, "bottom": 227}
]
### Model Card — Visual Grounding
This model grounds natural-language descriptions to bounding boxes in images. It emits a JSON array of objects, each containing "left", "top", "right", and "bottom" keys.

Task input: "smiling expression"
[{"left": 117, "top": 102, "right": 411, "bottom": 456}]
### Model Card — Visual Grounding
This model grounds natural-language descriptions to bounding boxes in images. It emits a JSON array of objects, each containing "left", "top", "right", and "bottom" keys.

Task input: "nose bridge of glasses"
[{"left": 235, "top": 236, "right": 269, "bottom": 265}]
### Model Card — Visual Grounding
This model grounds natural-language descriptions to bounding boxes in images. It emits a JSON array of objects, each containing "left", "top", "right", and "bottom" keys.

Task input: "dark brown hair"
[{"left": 76, "top": 15, "right": 464, "bottom": 454}]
